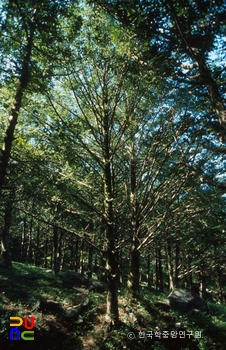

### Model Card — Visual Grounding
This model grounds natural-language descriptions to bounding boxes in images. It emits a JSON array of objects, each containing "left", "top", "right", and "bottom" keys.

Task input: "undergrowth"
[{"left": 0, "top": 262, "right": 225, "bottom": 349}]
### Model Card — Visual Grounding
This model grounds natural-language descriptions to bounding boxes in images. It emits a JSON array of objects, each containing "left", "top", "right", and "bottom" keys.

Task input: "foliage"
[{"left": 0, "top": 0, "right": 225, "bottom": 343}]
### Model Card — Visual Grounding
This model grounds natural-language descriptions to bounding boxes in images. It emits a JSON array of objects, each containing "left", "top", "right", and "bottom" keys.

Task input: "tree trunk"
[
  {"left": 167, "top": 241, "right": 174, "bottom": 291},
  {"left": 155, "top": 246, "right": 163, "bottom": 291},
  {"left": 43, "top": 238, "right": 48, "bottom": 268},
  {"left": 98, "top": 251, "right": 107, "bottom": 282},
  {"left": 105, "top": 199, "right": 119, "bottom": 329},
  {"left": 59, "top": 231, "right": 65, "bottom": 271},
  {"left": 119, "top": 247, "right": 123, "bottom": 285},
  {"left": 80, "top": 240, "right": 84, "bottom": 275},
  {"left": 147, "top": 254, "right": 152, "bottom": 287},
  {"left": 21, "top": 217, "right": 28, "bottom": 261},
  {"left": 50, "top": 247, "right": 53, "bottom": 270},
  {"left": 87, "top": 245, "right": 93, "bottom": 278},
  {"left": 75, "top": 238, "right": 79, "bottom": 272},
  {"left": 70, "top": 239, "right": 74, "bottom": 269},
  {"left": 185, "top": 256, "right": 193, "bottom": 289},
  {"left": 175, "top": 240, "right": 180, "bottom": 288},
  {"left": 159, "top": 247, "right": 164, "bottom": 291},
  {"left": 53, "top": 227, "right": 59, "bottom": 274},
  {"left": 35, "top": 226, "right": 40, "bottom": 266},
  {"left": 98, "top": 224, "right": 107, "bottom": 282},
  {"left": 127, "top": 235, "right": 140, "bottom": 297},
  {"left": 103, "top": 108, "right": 119, "bottom": 329},
  {"left": 27, "top": 219, "right": 33, "bottom": 264},
  {"left": 0, "top": 13, "right": 36, "bottom": 195},
  {"left": 200, "top": 274, "right": 207, "bottom": 300},
  {"left": 155, "top": 248, "right": 159, "bottom": 291},
  {"left": 127, "top": 155, "right": 140, "bottom": 296},
  {"left": 1, "top": 198, "right": 13, "bottom": 268},
  {"left": 106, "top": 242, "right": 119, "bottom": 329},
  {"left": 216, "top": 264, "right": 224, "bottom": 303}
]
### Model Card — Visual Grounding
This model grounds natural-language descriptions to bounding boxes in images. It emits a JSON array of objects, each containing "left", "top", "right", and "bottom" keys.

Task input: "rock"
[
  {"left": 65, "top": 298, "right": 89, "bottom": 319},
  {"left": 82, "top": 297, "right": 90, "bottom": 307},
  {"left": 175, "top": 322, "right": 182, "bottom": 330},
  {"left": 20, "top": 273, "right": 37, "bottom": 280},
  {"left": 154, "top": 300, "right": 171, "bottom": 312},
  {"left": 89, "top": 280, "right": 107, "bottom": 293},
  {"left": 167, "top": 288, "right": 208, "bottom": 312},
  {"left": 39, "top": 300, "right": 62, "bottom": 313},
  {"left": 204, "top": 290, "right": 213, "bottom": 302},
  {"left": 74, "top": 315, "right": 83, "bottom": 324},
  {"left": 65, "top": 304, "right": 83, "bottom": 319},
  {"left": 190, "top": 308, "right": 201, "bottom": 315},
  {"left": 191, "top": 283, "right": 200, "bottom": 295},
  {"left": 59, "top": 271, "right": 108, "bottom": 292},
  {"left": 72, "top": 287, "right": 89, "bottom": 294},
  {"left": 129, "top": 312, "right": 137, "bottom": 324},
  {"left": 58, "top": 272, "right": 91, "bottom": 287}
]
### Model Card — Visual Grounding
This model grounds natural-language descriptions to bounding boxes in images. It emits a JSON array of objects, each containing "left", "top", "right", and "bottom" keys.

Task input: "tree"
[
  {"left": 91, "top": 0, "right": 226, "bottom": 143},
  {"left": 1, "top": 4, "right": 225, "bottom": 339},
  {"left": 0, "top": 0, "right": 81, "bottom": 266},
  {"left": 28, "top": 8, "right": 166, "bottom": 326}
]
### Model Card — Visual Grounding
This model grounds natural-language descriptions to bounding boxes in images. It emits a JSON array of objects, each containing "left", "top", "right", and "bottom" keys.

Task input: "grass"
[{"left": 0, "top": 262, "right": 226, "bottom": 349}]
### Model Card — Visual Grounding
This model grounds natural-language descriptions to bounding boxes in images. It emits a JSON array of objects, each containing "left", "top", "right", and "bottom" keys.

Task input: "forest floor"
[{"left": 0, "top": 262, "right": 226, "bottom": 350}]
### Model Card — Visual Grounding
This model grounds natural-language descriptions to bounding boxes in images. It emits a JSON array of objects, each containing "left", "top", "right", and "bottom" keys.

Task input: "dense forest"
[{"left": 0, "top": 0, "right": 225, "bottom": 349}]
